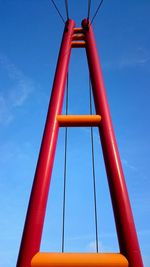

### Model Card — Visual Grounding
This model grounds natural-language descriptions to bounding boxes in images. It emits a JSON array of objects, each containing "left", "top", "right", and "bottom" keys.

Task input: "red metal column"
[
  {"left": 82, "top": 19, "right": 143, "bottom": 267},
  {"left": 17, "top": 19, "right": 75, "bottom": 267}
]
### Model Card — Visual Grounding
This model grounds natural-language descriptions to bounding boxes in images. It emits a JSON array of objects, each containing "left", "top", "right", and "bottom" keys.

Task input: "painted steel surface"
[
  {"left": 17, "top": 17, "right": 143, "bottom": 267},
  {"left": 82, "top": 19, "right": 143, "bottom": 267},
  {"left": 31, "top": 253, "right": 128, "bottom": 267},
  {"left": 57, "top": 114, "right": 101, "bottom": 127},
  {"left": 16, "top": 20, "right": 75, "bottom": 267},
  {"left": 71, "top": 41, "right": 86, "bottom": 48}
]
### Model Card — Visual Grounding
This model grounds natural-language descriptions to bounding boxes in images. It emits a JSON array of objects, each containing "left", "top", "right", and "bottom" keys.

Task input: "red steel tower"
[{"left": 17, "top": 19, "right": 143, "bottom": 267}]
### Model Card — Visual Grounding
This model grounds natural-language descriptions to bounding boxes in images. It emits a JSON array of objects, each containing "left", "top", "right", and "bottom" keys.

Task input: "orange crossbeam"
[
  {"left": 71, "top": 41, "right": 86, "bottom": 48},
  {"left": 31, "top": 253, "right": 128, "bottom": 267},
  {"left": 74, "top": 28, "right": 83, "bottom": 34},
  {"left": 72, "top": 34, "right": 85, "bottom": 41},
  {"left": 57, "top": 115, "right": 101, "bottom": 127}
]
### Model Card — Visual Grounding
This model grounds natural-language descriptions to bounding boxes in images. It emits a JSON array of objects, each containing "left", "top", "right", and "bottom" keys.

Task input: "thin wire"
[
  {"left": 87, "top": 0, "right": 91, "bottom": 20},
  {"left": 62, "top": 73, "right": 69, "bottom": 253},
  {"left": 51, "top": 0, "right": 66, "bottom": 24},
  {"left": 90, "top": 0, "right": 104, "bottom": 25},
  {"left": 89, "top": 75, "right": 99, "bottom": 253},
  {"left": 65, "top": 0, "right": 69, "bottom": 20}
]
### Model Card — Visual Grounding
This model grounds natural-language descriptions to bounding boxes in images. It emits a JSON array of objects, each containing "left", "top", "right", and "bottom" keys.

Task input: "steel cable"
[
  {"left": 87, "top": 0, "right": 91, "bottom": 20},
  {"left": 90, "top": 0, "right": 104, "bottom": 25},
  {"left": 51, "top": 0, "right": 66, "bottom": 24},
  {"left": 65, "top": 0, "right": 69, "bottom": 20},
  {"left": 89, "top": 76, "right": 99, "bottom": 252}
]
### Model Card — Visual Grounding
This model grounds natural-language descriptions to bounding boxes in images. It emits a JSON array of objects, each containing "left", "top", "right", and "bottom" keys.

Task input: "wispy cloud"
[
  {"left": 103, "top": 47, "right": 150, "bottom": 71},
  {"left": 0, "top": 95, "right": 13, "bottom": 124},
  {"left": 87, "top": 240, "right": 103, "bottom": 252},
  {"left": 0, "top": 54, "right": 34, "bottom": 124},
  {"left": 68, "top": 234, "right": 93, "bottom": 242},
  {"left": 0, "top": 141, "right": 32, "bottom": 165},
  {"left": 139, "top": 229, "right": 150, "bottom": 237},
  {"left": 122, "top": 158, "right": 137, "bottom": 172}
]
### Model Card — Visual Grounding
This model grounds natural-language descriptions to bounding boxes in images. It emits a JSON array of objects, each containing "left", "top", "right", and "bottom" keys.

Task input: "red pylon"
[{"left": 17, "top": 19, "right": 143, "bottom": 267}]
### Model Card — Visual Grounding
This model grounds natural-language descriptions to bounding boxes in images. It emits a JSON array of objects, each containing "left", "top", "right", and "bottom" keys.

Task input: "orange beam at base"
[
  {"left": 31, "top": 253, "right": 128, "bottom": 267},
  {"left": 57, "top": 115, "right": 101, "bottom": 127}
]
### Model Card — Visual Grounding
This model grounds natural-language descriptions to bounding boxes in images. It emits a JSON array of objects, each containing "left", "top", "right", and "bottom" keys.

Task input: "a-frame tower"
[{"left": 17, "top": 19, "right": 143, "bottom": 267}]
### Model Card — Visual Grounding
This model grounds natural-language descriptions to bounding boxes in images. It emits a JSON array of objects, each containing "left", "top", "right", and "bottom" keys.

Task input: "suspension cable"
[
  {"left": 87, "top": 0, "right": 91, "bottom": 20},
  {"left": 90, "top": 0, "right": 104, "bottom": 25},
  {"left": 65, "top": 0, "right": 69, "bottom": 20},
  {"left": 62, "top": 73, "right": 69, "bottom": 253},
  {"left": 51, "top": 0, "right": 66, "bottom": 24},
  {"left": 89, "top": 75, "right": 99, "bottom": 253}
]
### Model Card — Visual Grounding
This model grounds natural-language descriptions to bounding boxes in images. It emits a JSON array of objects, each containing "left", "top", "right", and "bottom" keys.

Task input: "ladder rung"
[
  {"left": 74, "top": 28, "right": 84, "bottom": 34},
  {"left": 72, "top": 34, "right": 85, "bottom": 41},
  {"left": 31, "top": 253, "right": 128, "bottom": 267},
  {"left": 72, "top": 41, "right": 86, "bottom": 48},
  {"left": 57, "top": 115, "right": 101, "bottom": 127}
]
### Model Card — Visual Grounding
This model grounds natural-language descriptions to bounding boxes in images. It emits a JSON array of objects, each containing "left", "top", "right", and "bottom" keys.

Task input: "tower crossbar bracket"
[{"left": 31, "top": 253, "right": 128, "bottom": 267}]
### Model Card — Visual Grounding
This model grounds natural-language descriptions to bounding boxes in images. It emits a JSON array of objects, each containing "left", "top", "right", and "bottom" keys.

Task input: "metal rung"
[
  {"left": 72, "top": 34, "right": 85, "bottom": 41},
  {"left": 74, "top": 28, "right": 84, "bottom": 34},
  {"left": 57, "top": 115, "right": 101, "bottom": 127},
  {"left": 71, "top": 41, "right": 86, "bottom": 48},
  {"left": 31, "top": 253, "right": 128, "bottom": 267}
]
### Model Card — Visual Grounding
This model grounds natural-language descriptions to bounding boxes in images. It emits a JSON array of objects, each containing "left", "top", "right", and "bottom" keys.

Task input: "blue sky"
[{"left": 0, "top": 0, "right": 150, "bottom": 266}]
